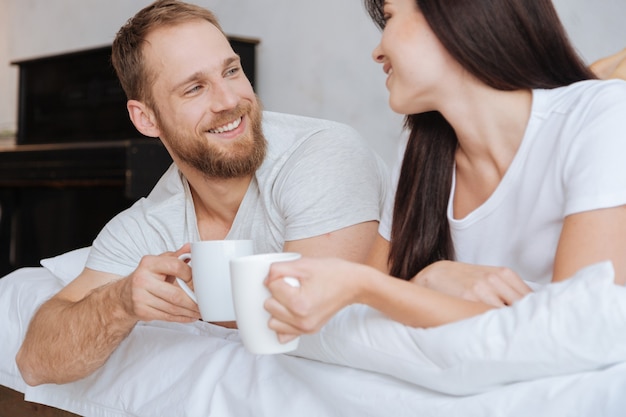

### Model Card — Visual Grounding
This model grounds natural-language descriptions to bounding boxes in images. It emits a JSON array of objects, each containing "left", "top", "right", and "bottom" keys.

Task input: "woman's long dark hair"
[{"left": 364, "top": 0, "right": 596, "bottom": 279}]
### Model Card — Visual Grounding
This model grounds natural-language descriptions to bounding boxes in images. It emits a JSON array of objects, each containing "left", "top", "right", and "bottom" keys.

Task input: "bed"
[{"left": 1, "top": 247, "right": 626, "bottom": 417}]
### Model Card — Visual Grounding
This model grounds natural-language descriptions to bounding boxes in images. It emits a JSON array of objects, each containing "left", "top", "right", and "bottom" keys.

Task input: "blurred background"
[
  {"left": 0, "top": 0, "right": 624, "bottom": 274},
  {"left": 0, "top": 0, "right": 624, "bottom": 165}
]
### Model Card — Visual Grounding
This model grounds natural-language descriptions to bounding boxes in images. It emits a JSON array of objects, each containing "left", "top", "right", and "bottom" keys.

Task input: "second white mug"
[{"left": 230, "top": 252, "right": 302, "bottom": 354}]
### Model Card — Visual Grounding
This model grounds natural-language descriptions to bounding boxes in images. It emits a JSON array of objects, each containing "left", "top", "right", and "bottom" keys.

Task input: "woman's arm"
[
  {"left": 369, "top": 232, "right": 532, "bottom": 306},
  {"left": 412, "top": 261, "right": 532, "bottom": 306},
  {"left": 264, "top": 256, "right": 492, "bottom": 341},
  {"left": 553, "top": 205, "right": 626, "bottom": 285}
]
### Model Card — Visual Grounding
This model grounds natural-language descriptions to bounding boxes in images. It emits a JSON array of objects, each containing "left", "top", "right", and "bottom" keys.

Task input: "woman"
[{"left": 265, "top": 0, "right": 626, "bottom": 341}]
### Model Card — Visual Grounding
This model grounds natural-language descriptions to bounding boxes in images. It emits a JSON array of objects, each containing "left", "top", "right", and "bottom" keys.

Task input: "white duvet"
[{"left": 1, "top": 247, "right": 625, "bottom": 417}]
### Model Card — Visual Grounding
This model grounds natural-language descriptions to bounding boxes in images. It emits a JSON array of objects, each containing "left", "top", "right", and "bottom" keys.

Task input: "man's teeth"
[{"left": 208, "top": 117, "right": 242, "bottom": 134}]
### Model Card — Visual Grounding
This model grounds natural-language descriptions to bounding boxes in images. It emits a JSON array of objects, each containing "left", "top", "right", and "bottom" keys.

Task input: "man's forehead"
[
  {"left": 143, "top": 21, "right": 234, "bottom": 70},
  {"left": 144, "top": 20, "right": 230, "bottom": 57}
]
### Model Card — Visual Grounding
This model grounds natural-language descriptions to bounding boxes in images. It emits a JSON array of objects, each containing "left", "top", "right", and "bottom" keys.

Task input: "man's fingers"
[{"left": 134, "top": 292, "right": 200, "bottom": 322}]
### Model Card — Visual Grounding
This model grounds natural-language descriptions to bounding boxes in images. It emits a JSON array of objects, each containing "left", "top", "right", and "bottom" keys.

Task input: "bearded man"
[{"left": 17, "top": 0, "right": 388, "bottom": 386}]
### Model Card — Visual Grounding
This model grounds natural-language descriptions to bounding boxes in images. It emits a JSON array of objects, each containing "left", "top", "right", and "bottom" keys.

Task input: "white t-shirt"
[
  {"left": 87, "top": 111, "right": 389, "bottom": 277},
  {"left": 380, "top": 79, "right": 626, "bottom": 284}
]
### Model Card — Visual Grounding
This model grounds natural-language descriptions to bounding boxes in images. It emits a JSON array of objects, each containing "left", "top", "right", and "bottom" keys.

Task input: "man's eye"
[
  {"left": 225, "top": 67, "right": 241, "bottom": 77},
  {"left": 186, "top": 85, "right": 202, "bottom": 95}
]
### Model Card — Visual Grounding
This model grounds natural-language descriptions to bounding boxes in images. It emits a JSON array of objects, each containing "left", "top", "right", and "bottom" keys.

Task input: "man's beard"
[{"left": 157, "top": 99, "right": 266, "bottom": 179}]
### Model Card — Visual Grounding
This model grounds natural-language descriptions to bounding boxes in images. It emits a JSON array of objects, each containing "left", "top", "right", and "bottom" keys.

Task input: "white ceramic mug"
[
  {"left": 230, "top": 252, "right": 301, "bottom": 354},
  {"left": 176, "top": 240, "right": 254, "bottom": 322}
]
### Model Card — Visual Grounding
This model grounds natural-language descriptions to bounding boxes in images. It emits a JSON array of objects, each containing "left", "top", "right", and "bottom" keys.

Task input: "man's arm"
[
  {"left": 590, "top": 48, "right": 626, "bottom": 80},
  {"left": 283, "top": 221, "right": 379, "bottom": 263},
  {"left": 363, "top": 234, "right": 392, "bottom": 272},
  {"left": 17, "top": 269, "right": 136, "bottom": 385},
  {"left": 16, "top": 248, "right": 200, "bottom": 386}
]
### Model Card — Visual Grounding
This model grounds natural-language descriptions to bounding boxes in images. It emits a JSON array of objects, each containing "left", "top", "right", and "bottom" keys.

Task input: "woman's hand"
[
  {"left": 413, "top": 260, "right": 532, "bottom": 307},
  {"left": 264, "top": 257, "right": 362, "bottom": 343}
]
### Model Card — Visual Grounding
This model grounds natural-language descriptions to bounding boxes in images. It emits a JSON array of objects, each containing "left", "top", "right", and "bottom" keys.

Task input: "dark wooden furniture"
[
  {"left": 0, "top": 139, "right": 172, "bottom": 275},
  {"left": 0, "top": 37, "right": 258, "bottom": 276},
  {"left": 0, "top": 386, "right": 80, "bottom": 417}
]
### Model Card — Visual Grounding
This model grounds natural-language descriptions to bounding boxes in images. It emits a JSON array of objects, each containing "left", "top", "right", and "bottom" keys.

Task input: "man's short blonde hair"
[{"left": 111, "top": 0, "right": 223, "bottom": 107}]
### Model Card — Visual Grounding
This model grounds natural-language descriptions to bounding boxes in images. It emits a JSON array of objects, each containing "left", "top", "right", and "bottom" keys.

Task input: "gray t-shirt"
[{"left": 87, "top": 111, "right": 389, "bottom": 277}]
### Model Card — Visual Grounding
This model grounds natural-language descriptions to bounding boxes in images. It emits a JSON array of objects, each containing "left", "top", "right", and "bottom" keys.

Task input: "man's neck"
[{"left": 185, "top": 170, "right": 254, "bottom": 241}]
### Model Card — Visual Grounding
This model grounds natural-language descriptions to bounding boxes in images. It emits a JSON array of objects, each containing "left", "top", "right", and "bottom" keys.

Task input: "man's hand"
[
  {"left": 121, "top": 245, "right": 201, "bottom": 323},
  {"left": 17, "top": 245, "right": 200, "bottom": 386}
]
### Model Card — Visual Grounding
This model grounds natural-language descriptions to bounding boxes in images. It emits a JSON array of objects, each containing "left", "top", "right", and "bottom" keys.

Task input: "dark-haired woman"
[{"left": 265, "top": 0, "right": 626, "bottom": 341}]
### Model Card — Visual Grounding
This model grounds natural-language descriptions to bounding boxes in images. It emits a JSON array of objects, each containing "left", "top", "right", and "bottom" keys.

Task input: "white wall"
[
  {"left": 552, "top": 0, "right": 626, "bottom": 63},
  {"left": 1, "top": 0, "right": 625, "bottom": 165}
]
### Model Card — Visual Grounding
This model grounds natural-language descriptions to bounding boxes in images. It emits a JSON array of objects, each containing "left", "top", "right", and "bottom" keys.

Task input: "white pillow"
[
  {"left": 40, "top": 246, "right": 91, "bottom": 284},
  {"left": 293, "top": 261, "right": 626, "bottom": 395}
]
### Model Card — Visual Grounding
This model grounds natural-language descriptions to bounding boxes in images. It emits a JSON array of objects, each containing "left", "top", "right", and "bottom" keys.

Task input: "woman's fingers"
[
  {"left": 265, "top": 295, "right": 314, "bottom": 341},
  {"left": 265, "top": 257, "right": 357, "bottom": 337},
  {"left": 468, "top": 270, "right": 532, "bottom": 306},
  {"left": 264, "top": 293, "right": 295, "bottom": 322},
  {"left": 265, "top": 277, "right": 328, "bottom": 335}
]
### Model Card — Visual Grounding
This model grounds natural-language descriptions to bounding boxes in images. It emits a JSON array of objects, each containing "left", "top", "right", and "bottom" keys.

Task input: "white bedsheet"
[{"left": 1, "top": 259, "right": 626, "bottom": 417}]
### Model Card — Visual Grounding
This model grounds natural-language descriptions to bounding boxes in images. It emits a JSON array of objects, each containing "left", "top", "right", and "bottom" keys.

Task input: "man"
[
  {"left": 590, "top": 47, "right": 626, "bottom": 80},
  {"left": 16, "top": 0, "right": 388, "bottom": 386}
]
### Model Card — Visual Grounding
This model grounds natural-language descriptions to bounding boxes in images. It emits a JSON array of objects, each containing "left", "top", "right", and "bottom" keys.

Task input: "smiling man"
[{"left": 16, "top": 0, "right": 388, "bottom": 386}]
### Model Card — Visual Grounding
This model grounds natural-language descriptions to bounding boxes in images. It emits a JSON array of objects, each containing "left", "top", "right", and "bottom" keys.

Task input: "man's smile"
[{"left": 208, "top": 116, "right": 243, "bottom": 134}]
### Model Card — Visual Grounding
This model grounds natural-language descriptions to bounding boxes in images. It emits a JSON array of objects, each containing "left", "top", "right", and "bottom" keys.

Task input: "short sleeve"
[
  {"left": 86, "top": 169, "right": 198, "bottom": 277},
  {"left": 563, "top": 81, "right": 626, "bottom": 216},
  {"left": 87, "top": 204, "right": 155, "bottom": 277},
  {"left": 378, "top": 135, "right": 407, "bottom": 241},
  {"left": 272, "top": 124, "right": 389, "bottom": 241}
]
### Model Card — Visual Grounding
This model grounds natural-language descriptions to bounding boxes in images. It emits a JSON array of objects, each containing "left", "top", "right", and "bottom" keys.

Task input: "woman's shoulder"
[
  {"left": 541, "top": 79, "right": 626, "bottom": 103},
  {"left": 533, "top": 79, "right": 626, "bottom": 118},
  {"left": 568, "top": 79, "right": 626, "bottom": 101}
]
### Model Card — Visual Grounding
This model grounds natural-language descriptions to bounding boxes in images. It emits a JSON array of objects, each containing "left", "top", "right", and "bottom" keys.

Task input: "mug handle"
[
  {"left": 282, "top": 277, "right": 300, "bottom": 288},
  {"left": 176, "top": 254, "right": 198, "bottom": 303}
]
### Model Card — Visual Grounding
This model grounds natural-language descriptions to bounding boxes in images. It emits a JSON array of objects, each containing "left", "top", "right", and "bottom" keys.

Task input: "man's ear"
[{"left": 127, "top": 99, "right": 160, "bottom": 138}]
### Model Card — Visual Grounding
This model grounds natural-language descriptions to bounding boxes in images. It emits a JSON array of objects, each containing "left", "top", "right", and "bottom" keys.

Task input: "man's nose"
[{"left": 209, "top": 81, "right": 238, "bottom": 113}]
